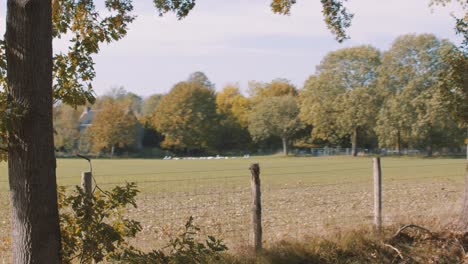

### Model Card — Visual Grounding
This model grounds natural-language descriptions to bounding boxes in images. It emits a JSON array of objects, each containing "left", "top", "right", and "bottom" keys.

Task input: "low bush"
[{"left": 58, "top": 183, "right": 228, "bottom": 264}]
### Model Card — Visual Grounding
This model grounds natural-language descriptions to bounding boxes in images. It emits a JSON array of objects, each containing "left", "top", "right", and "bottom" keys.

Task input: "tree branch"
[
  {"left": 383, "top": 243, "right": 404, "bottom": 260},
  {"left": 393, "top": 224, "right": 433, "bottom": 239}
]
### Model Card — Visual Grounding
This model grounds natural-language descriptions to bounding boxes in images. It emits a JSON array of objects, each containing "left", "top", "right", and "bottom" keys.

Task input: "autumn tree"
[
  {"left": 249, "top": 78, "right": 297, "bottom": 104},
  {"left": 96, "top": 87, "right": 143, "bottom": 116},
  {"left": 300, "top": 45, "right": 381, "bottom": 156},
  {"left": 138, "top": 94, "right": 164, "bottom": 149},
  {"left": 151, "top": 81, "right": 219, "bottom": 153},
  {"left": 88, "top": 99, "right": 138, "bottom": 156},
  {"left": 53, "top": 104, "right": 83, "bottom": 152},
  {"left": 142, "top": 94, "right": 163, "bottom": 118},
  {"left": 187, "top": 71, "right": 215, "bottom": 90},
  {"left": 216, "top": 85, "right": 251, "bottom": 128},
  {"left": 215, "top": 85, "right": 252, "bottom": 152},
  {"left": 249, "top": 95, "right": 302, "bottom": 155}
]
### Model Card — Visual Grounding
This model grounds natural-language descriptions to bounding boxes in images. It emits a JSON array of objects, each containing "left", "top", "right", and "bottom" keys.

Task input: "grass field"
[{"left": 0, "top": 155, "right": 466, "bottom": 258}]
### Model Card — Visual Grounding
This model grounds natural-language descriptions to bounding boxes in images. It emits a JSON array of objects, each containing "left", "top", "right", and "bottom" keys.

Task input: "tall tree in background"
[
  {"left": 141, "top": 94, "right": 165, "bottom": 149},
  {"left": 216, "top": 85, "right": 251, "bottom": 128},
  {"left": 187, "top": 71, "right": 215, "bottom": 90},
  {"left": 300, "top": 45, "right": 381, "bottom": 156},
  {"left": 374, "top": 94, "right": 413, "bottom": 154},
  {"left": 249, "top": 79, "right": 297, "bottom": 103},
  {"left": 142, "top": 94, "right": 163, "bottom": 118},
  {"left": 151, "top": 81, "right": 219, "bottom": 153},
  {"left": 376, "top": 34, "right": 464, "bottom": 156},
  {"left": 249, "top": 95, "right": 302, "bottom": 155},
  {"left": 215, "top": 85, "right": 252, "bottom": 152},
  {"left": 53, "top": 104, "right": 83, "bottom": 152},
  {"left": 88, "top": 99, "right": 138, "bottom": 156},
  {"left": 96, "top": 87, "right": 143, "bottom": 116},
  {"left": 299, "top": 75, "right": 343, "bottom": 146}
]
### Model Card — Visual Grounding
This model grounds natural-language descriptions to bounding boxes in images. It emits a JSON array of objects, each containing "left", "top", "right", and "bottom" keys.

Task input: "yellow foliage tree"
[
  {"left": 88, "top": 100, "right": 138, "bottom": 156},
  {"left": 216, "top": 85, "right": 251, "bottom": 128},
  {"left": 151, "top": 82, "right": 218, "bottom": 152}
]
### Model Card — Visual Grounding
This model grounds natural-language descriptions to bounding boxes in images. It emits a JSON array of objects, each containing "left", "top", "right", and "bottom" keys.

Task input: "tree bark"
[
  {"left": 6, "top": 1, "right": 62, "bottom": 263},
  {"left": 282, "top": 137, "right": 288, "bottom": 156},
  {"left": 351, "top": 127, "right": 358, "bottom": 157}
]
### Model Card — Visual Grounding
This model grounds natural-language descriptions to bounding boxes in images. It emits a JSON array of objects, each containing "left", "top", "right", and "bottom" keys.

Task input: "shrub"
[{"left": 58, "top": 183, "right": 228, "bottom": 264}]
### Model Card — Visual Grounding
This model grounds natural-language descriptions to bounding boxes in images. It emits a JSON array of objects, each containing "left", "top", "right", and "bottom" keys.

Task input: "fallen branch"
[
  {"left": 384, "top": 243, "right": 404, "bottom": 260},
  {"left": 393, "top": 224, "right": 432, "bottom": 239}
]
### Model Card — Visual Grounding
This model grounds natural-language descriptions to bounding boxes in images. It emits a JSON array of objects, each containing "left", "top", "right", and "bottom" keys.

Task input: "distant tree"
[
  {"left": 374, "top": 93, "right": 413, "bottom": 153},
  {"left": 376, "top": 34, "right": 464, "bottom": 155},
  {"left": 140, "top": 94, "right": 165, "bottom": 149},
  {"left": 88, "top": 99, "right": 138, "bottom": 156},
  {"left": 335, "top": 86, "right": 379, "bottom": 154},
  {"left": 300, "top": 45, "right": 381, "bottom": 156},
  {"left": 187, "top": 71, "right": 215, "bottom": 90},
  {"left": 122, "top": 92, "right": 143, "bottom": 116},
  {"left": 435, "top": 43, "right": 468, "bottom": 126},
  {"left": 249, "top": 79, "right": 297, "bottom": 103},
  {"left": 299, "top": 76, "right": 343, "bottom": 145},
  {"left": 215, "top": 85, "right": 252, "bottom": 152},
  {"left": 142, "top": 94, "right": 163, "bottom": 118},
  {"left": 53, "top": 104, "right": 83, "bottom": 152},
  {"left": 151, "top": 82, "right": 219, "bottom": 153},
  {"left": 98, "top": 87, "right": 143, "bottom": 116},
  {"left": 249, "top": 96, "right": 302, "bottom": 155},
  {"left": 216, "top": 85, "right": 251, "bottom": 128}
]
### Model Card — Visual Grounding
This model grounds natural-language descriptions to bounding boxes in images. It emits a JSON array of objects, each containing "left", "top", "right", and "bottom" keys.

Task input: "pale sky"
[{"left": 0, "top": 0, "right": 465, "bottom": 97}]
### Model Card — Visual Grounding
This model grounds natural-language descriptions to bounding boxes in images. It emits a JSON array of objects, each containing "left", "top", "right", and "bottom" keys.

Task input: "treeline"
[{"left": 53, "top": 34, "right": 467, "bottom": 157}]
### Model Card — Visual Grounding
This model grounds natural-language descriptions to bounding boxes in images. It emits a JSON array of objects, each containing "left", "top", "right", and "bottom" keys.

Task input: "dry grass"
[{"left": 219, "top": 224, "right": 466, "bottom": 263}]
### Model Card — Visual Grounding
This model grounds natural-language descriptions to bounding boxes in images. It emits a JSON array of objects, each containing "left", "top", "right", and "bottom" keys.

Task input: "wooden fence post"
[
  {"left": 250, "top": 163, "right": 262, "bottom": 252},
  {"left": 81, "top": 171, "right": 95, "bottom": 263},
  {"left": 373, "top": 157, "right": 382, "bottom": 232},
  {"left": 82, "top": 171, "right": 92, "bottom": 197}
]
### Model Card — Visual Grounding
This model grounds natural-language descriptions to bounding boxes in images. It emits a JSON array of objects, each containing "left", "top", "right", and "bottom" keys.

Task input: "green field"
[
  {"left": 0, "top": 155, "right": 465, "bottom": 190},
  {"left": 0, "top": 156, "right": 466, "bottom": 257}
]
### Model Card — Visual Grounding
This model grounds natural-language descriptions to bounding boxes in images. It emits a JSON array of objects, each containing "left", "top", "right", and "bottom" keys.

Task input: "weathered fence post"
[
  {"left": 81, "top": 171, "right": 96, "bottom": 264},
  {"left": 373, "top": 157, "right": 382, "bottom": 232},
  {"left": 82, "top": 171, "right": 93, "bottom": 197},
  {"left": 250, "top": 163, "right": 262, "bottom": 252}
]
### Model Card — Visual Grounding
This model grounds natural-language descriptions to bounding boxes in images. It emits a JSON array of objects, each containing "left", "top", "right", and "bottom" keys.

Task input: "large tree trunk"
[
  {"left": 6, "top": 1, "right": 62, "bottom": 263},
  {"left": 282, "top": 137, "right": 288, "bottom": 156},
  {"left": 351, "top": 127, "right": 358, "bottom": 157}
]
